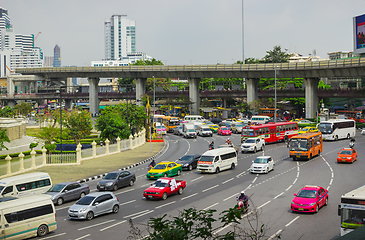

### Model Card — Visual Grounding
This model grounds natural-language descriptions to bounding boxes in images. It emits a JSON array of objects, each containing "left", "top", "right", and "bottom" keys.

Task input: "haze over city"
[{"left": 3, "top": 0, "right": 365, "bottom": 66}]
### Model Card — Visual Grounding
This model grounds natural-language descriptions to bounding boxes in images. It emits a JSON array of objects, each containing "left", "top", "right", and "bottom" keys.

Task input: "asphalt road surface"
[{"left": 35, "top": 131, "right": 365, "bottom": 240}]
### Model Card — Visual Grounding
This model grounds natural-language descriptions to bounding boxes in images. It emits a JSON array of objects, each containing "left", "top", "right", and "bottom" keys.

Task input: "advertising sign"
[{"left": 353, "top": 14, "right": 365, "bottom": 54}]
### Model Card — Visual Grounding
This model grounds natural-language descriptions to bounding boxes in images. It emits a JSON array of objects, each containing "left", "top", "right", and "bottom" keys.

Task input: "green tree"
[
  {"left": 133, "top": 58, "right": 164, "bottom": 65},
  {"left": 263, "top": 45, "right": 292, "bottom": 63},
  {"left": 14, "top": 102, "right": 32, "bottom": 117},
  {"left": 63, "top": 109, "right": 93, "bottom": 145},
  {"left": 35, "top": 126, "right": 59, "bottom": 153},
  {"left": 95, "top": 112, "right": 130, "bottom": 141},
  {"left": 0, "top": 129, "right": 10, "bottom": 150},
  {"left": 0, "top": 106, "right": 15, "bottom": 118}
]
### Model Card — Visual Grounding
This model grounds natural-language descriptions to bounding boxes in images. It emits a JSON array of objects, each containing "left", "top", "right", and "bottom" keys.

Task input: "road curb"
[{"left": 78, "top": 140, "right": 168, "bottom": 183}]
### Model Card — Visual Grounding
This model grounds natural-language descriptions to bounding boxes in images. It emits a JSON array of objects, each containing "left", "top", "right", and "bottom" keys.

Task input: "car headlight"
[
  {"left": 106, "top": 182, "right": 113, "bottom": 186},
  {"left": 347, "top": 157, "right": 352, "bottom": 159},
  {"left": 79, "top": 207, "right": 87, "bottom": 213},
  {"left": 183, "top": 164, "right": 189, "bottom": 167},
  {"left": 51, "top": 195, "right": 56, "bottom": 200},
  {"left": 309, "top": 203, "right": 316, "bottom": 206}
]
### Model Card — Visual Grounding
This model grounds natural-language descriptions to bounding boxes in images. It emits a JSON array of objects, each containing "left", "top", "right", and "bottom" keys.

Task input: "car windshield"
[
  {"left": 236, "top": 124, "right": 244, "bottom": 128},
  {"left": 103, "top": 173, "right": 118, "bottom": 180},
  {"left": 297, "top": 190, "right": 317, "bottom": 198},
  {"left": 152, "top": 180, "right": 168, "bottom": 188},
  {"left": 76, "top": 196, "right": 95, "bottom": 205},
  {"left": 245, "top": 139, "right": 255, "bottom": 143},
  {"left": 318, "top": 123, "right": 333, "bottom": 134},
  {"left": 154, "top": 164, "right": 167, "bottom": 169},
  {"left": 188, "top": 129, "right": 195, "bottom": 133},
  {"left": 169, "top": 120, "right": 179, "bottom": 126},
  {"left": 340, "top": 150, "right": 351, "bottom": 155},
  {"left": 203, "top": 129, "right": 211, "bottom": 132},
  {"left": 301, "top": 128, "right": 310, "bottom": 131},
  {"left": 289, "top": 139, "right": 308, "bottom": 151},
  {"left": 341, "top": 209, "right": 365, "bottom": 225},
  {"left": 47, "top": 184, "right": 66, "bottom": 192},
  {"left": 200, "top": 156, "right": 214, "bottom": 162},
  {"left": 180, "top": 156, "right": 193, "bottom": 161},
  {"left": 254, "top": 158, "right": 268, "bottom": 163},
  {"left": 211, "top": 125, "right": 218, "bottom": 128},
  {"left": 0, "top": 186, "right": 5, "bottom": 193},
  {"left": 242, "top": 129, "right": 254, "bottom": 136},
  {"left": 221, "top": 127, "right": 229, "bottom": 131}
]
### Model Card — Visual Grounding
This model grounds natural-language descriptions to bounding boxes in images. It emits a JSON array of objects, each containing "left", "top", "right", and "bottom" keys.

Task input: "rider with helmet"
[
  {"left": 238, "top": 190, "right": 248, "bottom": 207},
  {"left": 226, "top": 138, "right": 232, "bottom": 145},
  {"left": 209, "top": 141, "right": 214, "bottom": 150}
]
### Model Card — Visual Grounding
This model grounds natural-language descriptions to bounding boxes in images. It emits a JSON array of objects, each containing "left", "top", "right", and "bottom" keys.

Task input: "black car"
[
  {"left": 176, "top": 154, "right": 201, "bottom": 171},
  {"left": 97, "top": 170, "right": 136, "bottom": 191},
  {"left": 211, "top": 118, "right": 223, "bottom": 124}
]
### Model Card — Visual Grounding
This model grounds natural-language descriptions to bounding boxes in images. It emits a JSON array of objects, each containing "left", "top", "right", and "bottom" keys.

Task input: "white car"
[
  {"left": 361, "top": 129, "right": 365, "bottom": 135},
  {"left": 250, "top": 156, "right": 274, "bottom": 174},
  {"left": 241, "top": 137, "right": 265, "bottom": 153}
]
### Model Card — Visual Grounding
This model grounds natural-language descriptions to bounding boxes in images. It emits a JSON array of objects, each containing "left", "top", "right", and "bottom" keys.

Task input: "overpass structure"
[{"left": 14, "top": 58, "right": 365, "bottom": 118}]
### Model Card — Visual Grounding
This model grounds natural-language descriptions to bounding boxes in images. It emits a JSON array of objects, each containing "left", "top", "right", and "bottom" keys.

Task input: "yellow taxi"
[
  {"left": 208, "top": 124, "right": 220, "bottom": 133},
  {"left": 147, "top": 161, "right": 182, "bottom": 180},
  {"left": 298, "top": 127, "right": 319, "bottom": 134},
  {"left": 290, "top": 118, "right": 303, "bottom": 122}
]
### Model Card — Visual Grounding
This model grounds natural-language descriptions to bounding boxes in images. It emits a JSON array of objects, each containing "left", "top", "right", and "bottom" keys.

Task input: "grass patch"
[{"left": 26, "top": 128, "right": 42, "bottom": 137}]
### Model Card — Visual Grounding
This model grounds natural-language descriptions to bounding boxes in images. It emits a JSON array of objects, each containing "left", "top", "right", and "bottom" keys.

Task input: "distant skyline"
[{"left": 2, "top": 0, "right": 365, "bottom": 66}]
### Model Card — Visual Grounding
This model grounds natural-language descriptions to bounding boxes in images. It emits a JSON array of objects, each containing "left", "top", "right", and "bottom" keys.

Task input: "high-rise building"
[
  {"left": 53, "top": 44, "right": 61, "bottom": 67},
  {"left": 0, "top": 6, "right": 11, "bottom": 51},
  {"left": 104, "top": 15, "right": 136, "bottom": 60},
  {"left": 44, "top": 56, "right": 54, "bottom": 67}
]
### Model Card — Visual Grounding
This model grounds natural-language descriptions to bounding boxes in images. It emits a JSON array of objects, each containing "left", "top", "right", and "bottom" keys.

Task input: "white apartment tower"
[{"left": 105, "top": 15, "right": 136, "bottom": 60}]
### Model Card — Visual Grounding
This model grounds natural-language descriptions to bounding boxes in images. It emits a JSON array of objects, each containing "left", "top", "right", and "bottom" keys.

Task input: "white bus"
[
  {"left": 197, "top": 148, "right": 237, "bottom": 173},
  {"left": 0, "top": 195, "right": 57, "bottom": 238},
  {"left": 0, "top": 172, "right": 52, "bottom": 198},
  {"left": 250, "top": 116, "right": 271, "bottom": 124},
  {"left": 338, "top": 185, "right": 365, "bottom": 236},
  {"left": 317, "top": 119, "right": 356, "bottom": 141}
]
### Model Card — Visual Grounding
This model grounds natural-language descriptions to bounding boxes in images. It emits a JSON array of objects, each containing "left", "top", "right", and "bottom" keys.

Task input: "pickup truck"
[{"left": 143, "top": 178, "right": 186, "bottom": 200}]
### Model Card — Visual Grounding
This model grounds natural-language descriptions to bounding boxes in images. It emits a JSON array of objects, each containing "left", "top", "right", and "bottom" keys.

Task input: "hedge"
[{"left": 0, "top": 150, "right": 42, "bottom": 160}]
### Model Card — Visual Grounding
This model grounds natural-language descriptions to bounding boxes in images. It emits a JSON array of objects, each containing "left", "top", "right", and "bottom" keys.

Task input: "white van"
[
  {"left": 250, "top": 116, "right": 271, "bottom": 124},
  {"left": 0, "top": 172, "right": 52, "bottom": 198},
  {"left": 197, "top": 125, "right": 213, "bottom": 137},
  {"left": 184, "top": 115, "right": 206, "bottom": 123},
  {"left": 0, "top": 195, "right": 57, "bottom": 238},
  {"left": 197, "top": 148, "right": 237, "bottom": 173}
]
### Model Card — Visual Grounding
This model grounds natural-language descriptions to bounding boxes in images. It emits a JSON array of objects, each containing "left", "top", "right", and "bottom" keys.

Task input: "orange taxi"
[{"left": 337, "top": 148, "right": 357, "bottom": 163}]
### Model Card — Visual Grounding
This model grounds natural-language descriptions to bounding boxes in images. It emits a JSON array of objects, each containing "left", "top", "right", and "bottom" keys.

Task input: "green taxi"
[{"left": 147, "top": 161, "right": 182, "bottom": 180}]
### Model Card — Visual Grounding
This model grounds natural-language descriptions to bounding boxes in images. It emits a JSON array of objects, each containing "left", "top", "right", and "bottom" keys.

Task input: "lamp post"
[
  {"left": 274, "top": 66, "right": 277, "bottom": 123},
  {"left": 56, "top": 89, "right": 63, "bottom": 163}
]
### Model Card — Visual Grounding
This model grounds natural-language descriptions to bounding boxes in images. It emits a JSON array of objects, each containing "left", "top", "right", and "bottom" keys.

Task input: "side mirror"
[
  {"left": 293, "top": 193, "right": 297, "bottom": 196},
  {"left": 64, "top": 190, "right": 68, "bottom": 193},
  {"left": 94, "top": 202, "right": 99, "bottom": 206}
]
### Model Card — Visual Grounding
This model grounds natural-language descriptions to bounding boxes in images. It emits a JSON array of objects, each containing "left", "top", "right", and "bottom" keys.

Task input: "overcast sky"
[{"left": 2, "top": 0, "right": 365, "bottom": 66}]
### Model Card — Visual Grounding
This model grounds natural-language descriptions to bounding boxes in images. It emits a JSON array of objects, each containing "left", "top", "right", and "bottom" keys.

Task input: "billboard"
[{"left": 353, "top": 14, "right": 365, "bottom": 54}]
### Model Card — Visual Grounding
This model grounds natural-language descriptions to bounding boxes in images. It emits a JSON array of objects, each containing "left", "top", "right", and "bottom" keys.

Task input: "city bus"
[
  {"left": 288, "top": 132, "right": 323, "bottom": 160},
  {"left": 317, "top": 119, "right": 356, "bottom": 141},
  {"left": 152, "top": 114, "right": 165, "bottom": 124},
  {"left": 258, "top": 108, "right": 279, "bottom": 118},
  {"left": 241, "top": 122, "right": 299, "bottom": 143},
  {"left": 338, "top": 184, "right": 365, "bottom": 236},
  {"left": 335, "top": 110, "right": 364, "bottom": 122},
  {"left": 161, "top": 116, "right": 180, "bottom": 133}
]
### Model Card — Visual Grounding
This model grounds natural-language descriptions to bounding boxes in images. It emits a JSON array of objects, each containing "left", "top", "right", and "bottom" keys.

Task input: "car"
[
  {"left": 68, "top": 192, "right": 119, "bottom": 220},
  {"left": 176, "top": 154, "right": 201, "bottom": 171},
  {"left": 298, "top": 127, "right": 319, "bottom": 134},
  {"left": 45, "top": 182, "right": 90, "bottom": 206},
  {"left": 361, "top": 129, "right": 365, "bottom": 135},
  {"left": 203, "top": 121, "right": 214, "bottom": 125},
  {"left": 291, "top": 185, "right": 328, "bottom": 213},
  {"left": 211, "top": 118, "right": 223, "bottom": 124},
  {"left": 231, "top": 123, "right": 246, "bottom": 134},
  {"left": 237, "top": 118, "right": 251, "bottom": 124},
  {"left": 197, "top": 126, "right": 213, "bottom": 137},
  {"left": 143, "top": 178, "right": 186, "bottom": 200},
  {"left": 337, "top": 148, "right": 357, "bottom": 163},
  {"left": 219, "top": 121, "right": 232, "bottom": 128},
  {"left": 178, "top": 126, "right": 184, "bottom": 135},
  {"left": 173, "top": 126, "right": 182, "bottom": 135},
  {"left": 146, "top": 161, "right": 183, "bottom": 180},
  {"left": 209, "top": 124, "right": 219, "bottom": 133},
  {"left": 298, "top": 119, "right": 314, "bottom": 124},
  {"left": 217, "top": 126, "right": 231, "bottom": 135},
  {"left": 97, "top": 170, "right": 136, "bottom": 191},
  {"left": 250, "top": 156, "right": 274, "bottom": 174},
  {"left": 241, "top": 137, "right": 265, "bottom": 153},
  {"left": 290, "top": 118, "right": 303, "bottom": 122}
]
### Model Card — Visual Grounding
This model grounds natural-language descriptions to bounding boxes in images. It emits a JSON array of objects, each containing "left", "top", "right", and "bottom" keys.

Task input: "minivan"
[{"left": 197, "top": 148, "right": 238, "bottom": 173}]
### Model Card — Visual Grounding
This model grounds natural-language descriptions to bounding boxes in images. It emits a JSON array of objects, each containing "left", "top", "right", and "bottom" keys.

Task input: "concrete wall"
[{"left": 0, "top": 118, "right": 26, "bottom": 141}]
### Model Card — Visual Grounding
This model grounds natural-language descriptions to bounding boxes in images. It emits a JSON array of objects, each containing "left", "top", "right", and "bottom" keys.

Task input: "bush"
[{"left": 0, "top": 150, "right": 42, "bottom": 160}]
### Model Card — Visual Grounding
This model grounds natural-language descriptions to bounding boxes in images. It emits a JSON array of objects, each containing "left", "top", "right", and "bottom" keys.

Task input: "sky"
[{"left": 2, "top": 0, "right": 365, "bottom": 66}]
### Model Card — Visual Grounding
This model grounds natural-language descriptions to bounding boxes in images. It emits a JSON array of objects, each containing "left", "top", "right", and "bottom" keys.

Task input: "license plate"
[
  {"left": 298, "top": 208, "right": 304, "bottom": 211},
  {"left": 296, "top": 155, "right": 300, "bottom": 158},
  {"left": 201, "top": 170, "right": 205, "bottom": 172},
  {"left": 70, "top": 214, "right": 76, "bottom": 217},
  {"left": 148, "top": 195, "right": 153, "bottom": 198},
  {"left": 100, "top": 186, "right": 104, "bottom": 189},
  {"left": 323, "top": 138, "right": 326, "bottom": 140}
]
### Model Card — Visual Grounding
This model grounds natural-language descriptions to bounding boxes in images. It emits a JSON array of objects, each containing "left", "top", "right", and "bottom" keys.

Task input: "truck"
[
  {"left": 182, "top": 123, "right": 197, "bottom": 138},
  {"left": 143, "top": 178, "right": 186, "bottom": 200}
]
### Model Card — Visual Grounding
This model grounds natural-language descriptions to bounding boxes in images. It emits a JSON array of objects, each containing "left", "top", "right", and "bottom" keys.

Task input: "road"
[{"left": 35, "top": 131, "right": 365, "bottom": 240}]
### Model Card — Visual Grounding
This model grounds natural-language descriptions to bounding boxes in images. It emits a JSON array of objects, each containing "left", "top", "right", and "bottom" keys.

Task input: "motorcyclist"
[
  {"left": 226, "top": 138, "right": 232, "bottom": 146},
  {"left": 149, "top": 160, "right": 156, "bottom": 169},
  {"left": 209, "top": 141, "right": 214, "bottom": 150},
  {"left": 349, "top": 137, "right": 355, "bottom": 148},
  {"left": 238, "top": 190, "right": 248, "bottom": 207}
]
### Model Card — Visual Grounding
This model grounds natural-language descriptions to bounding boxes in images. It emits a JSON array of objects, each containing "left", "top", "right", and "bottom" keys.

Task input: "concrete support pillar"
[
  {"left": 64, "top": 99, "right": 72, "bottom": 110},
  {"left": 135, "top": 78, "right": 147, "bottom": 106},
  {"left": 188, "top": 78, "right": 201, "bottom": 115},
  {"left": 7, "top": 100, "right": 15, "bottom": 107},
  {"left": 303, "top": 78, "right": 320, "bottom": 119},
  {"left": 6, "top": 76, "right": 15, "bottom": 97},
  {"left": 92, "top": 141, "right": 97, "bottom": 158},
  {"left": 88, "top": 77, "right": 100, "bottom": 115},
  {"left": 246, "top": 78, "right": 259, "bottom": 104},
  {"left": 223, "top": 98, "right": 227, "bottom": 108}
]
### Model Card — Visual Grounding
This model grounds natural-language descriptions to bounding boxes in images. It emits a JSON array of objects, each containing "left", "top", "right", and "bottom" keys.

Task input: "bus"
[
  {"left": 259, "top": 108, "right": 279, "bottom": 118},
  {"left": 317, "top": 119, "right": 356, "bottom": 141},
  {"left": 250, "top": 116, "right": 271, "bottom": 124},
  {"left": 241, "top": 122, "right": 299, "bottom": 143},
  {"left": 338, "top": 185, "right": 365, "bottom": 236},
  {"left": 161, "top": 116, "right": 180, "bottom": 132},
  {"left": 335, "top": 110, "right": 364, "bottom": 122},
  {"left": 152, "top": 114, "right": 165, "bottom": 124},
  {"left": 288, "top": 132, "right": 323, "bottom": 160}
]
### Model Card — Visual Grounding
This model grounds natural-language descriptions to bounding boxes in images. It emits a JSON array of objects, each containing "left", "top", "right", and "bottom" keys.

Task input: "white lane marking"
[
  {"left": 202, "top": 185, "right": 219, "bottom": 192},
  {"left": 141, "top": 183, "right": 152, "bottom": 187},
  {"left": 203, "top": 203, "right": 219, "bottom": 210},
  {"left": 181, "top": 193, "right": 198, "bottom": 200},
  {"left": 236, "top": 171, "right": 247, "bottom": 177},
  {"left": 268, "top": 229, "right": 282, "bottom": 240},
  {"left": 182, "top": 138, "right": 191, "bottom": 156},
  {"left": 214, "top": 223, "right": 232, "bottom": 234},
  {"left": 273, "top": 192, "right": 284, "bottom": 199},
  {"left": 115, "top": 188, "right": 135, "bottom": 196},
  {"left": 100, "top": 220, "right": 127, "bottom": 231},
  {"left": 78, "top": 219, "right": 116, "bottom": 230},
  {"left": 293, "top": 178, "right": 297, "bottom": 185},
  {"left": 321, "top": 156, "right": 334, "bottom": 190},
  {"left": 245, "top": 184, "right": 252, "bottom": 190},
  {"left": 155, "top": 201, "right": 176, "bottom": 209},
  {"left": 258, "top": 200, "right": 271, "bottom": 209},
  {"left": 120, "top": 200, "right": 136, "bottom": 206},
  {"left": 223, "top": 193, "right": 238, "bottom": 202},
  {"left": 252, "top": 176, "right": 258, "bottom": 183},
  {"left": 75, "top": 234, "right": 91, "bottom": 240},
  {"left": 296, "top": 171, "right": 299, "bottom": 178},
  {"left": 137, "top": 174, "right": 146, "bottom": 178},
  {"left": 222, "top": 178, "right": 234, "bottom": 184},
  {"left": 191, "top": 176, "right": 203, "bottom": 182},
  {"left": 131, "top": 210, "right": 154, "bottom": 220},
  {"left": 286, "top": 185, "right": 293, "bottom": 191},
  {"left": 123, "top": 209, "right": 151, "bottom": 218},
  {"left": 40, "top": 233, "right": 66, "bottom": 239},
  {"left": 285, "top": 216, "right": 300, "bottom": 227}
]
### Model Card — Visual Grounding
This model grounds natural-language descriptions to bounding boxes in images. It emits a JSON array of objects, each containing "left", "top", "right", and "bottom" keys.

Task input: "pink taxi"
[
  {"left": 291, "top": 185, "right": 328, "bottom": 213},
  {"left": 217, "top": 127, "right": 231, "bottom": 136}
]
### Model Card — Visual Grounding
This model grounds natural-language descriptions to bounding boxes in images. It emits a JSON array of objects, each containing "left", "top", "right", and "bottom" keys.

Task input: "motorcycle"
[
  {"left": 236, "top": 197, "right": 249, "bottom": 214},
  {"left": 349, "top": 141, "right": 354, "bottom": 148},
  {"left": 148, "top": 165, "right": 154, "bottom": 171}
]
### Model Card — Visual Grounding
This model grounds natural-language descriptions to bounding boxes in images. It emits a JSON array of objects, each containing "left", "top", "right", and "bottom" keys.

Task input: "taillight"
[
  {"left": 117, "top": 198, "right": 119, "bottom": 201},
  {"left": 87, "top": 186, "right": 89, "bottom": 189}
]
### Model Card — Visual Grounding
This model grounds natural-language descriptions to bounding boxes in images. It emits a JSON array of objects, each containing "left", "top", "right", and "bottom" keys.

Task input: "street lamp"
[
  {"left": 56, "top": 88, "right": 63, "bottom": 163},
  {"left": 274, "top": 66, "right": 277, "bottom": 123}
]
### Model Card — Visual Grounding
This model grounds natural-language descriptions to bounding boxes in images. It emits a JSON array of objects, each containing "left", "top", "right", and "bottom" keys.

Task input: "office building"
[{"left": 53, "top": 44, "right": 61, "bottom": 67}]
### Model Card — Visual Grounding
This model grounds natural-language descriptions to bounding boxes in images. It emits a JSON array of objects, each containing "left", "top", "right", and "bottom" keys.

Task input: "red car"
[
  {"left": 143, "top": 177, "right": 186, "bottom": 200},
  {"left": 217, "top": 127, "right": 231, "bottom": 135},
  {"left": 291, "top": 185, "right": 328, "bottom": 213},
  {"left": 337, "top": 148, "right": 357, "bottom": 163}
]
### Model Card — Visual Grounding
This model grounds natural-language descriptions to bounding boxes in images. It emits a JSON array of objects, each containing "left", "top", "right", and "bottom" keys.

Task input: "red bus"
[{"left": 241, "top": 122, "right": 299, "bottom": 143}]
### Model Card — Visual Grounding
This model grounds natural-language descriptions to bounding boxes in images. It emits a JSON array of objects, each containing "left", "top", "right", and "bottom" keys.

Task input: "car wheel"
[
  {"left": 164, "top": 173, "right": 168, "bottom": 177},
  {"left": 335, "top": 135, "right": 338, "bottom": 141},
  {"left": 231, "top": 163, "right": 235, "bottom": 170},
  {"left": 129, "top": 179, "right": 135, "bottom": 186},
  {"left": 215, "top": 167, "right": 220, "bottom": 174},
  {"left": 37, "top": 224, "right": 49, "bottom": 237},
  {"left": 113, "top": 184, "right": 118, "bottom": 191},
  {"left": 177, "top": 169, "right": 181, "bottom": 176},
  {"left": 86, "top": 211, "right": 94, "bottom": 220},
  {"left": 347, "top": 134, "right": 350, "bottom": 139},
  {"left": 112, "top": 204, "right": 119, "bottom": 214},
  {"left": 188, "top": 165, "right": 193, "bottom": 171},
  {"left": 57, "top": 197, "right": 64, "bottom": 206},
  {"left": 162, "top": 192, "right": 168, "bottom": 200},
  {"left": 266, "top": 168, "right": 269, "bottom": 174},
  {"left": 325, "top": 197, "right": 328, "bottom": 206},
  {"left": 315, "top": 204, "right": 319, "bottom": 213},
  {"left": 178, "top": 187, "right": 183, "bottom": 195},
  {"left": 253, "top": 147, "right": 257, "bottom": 153},
  {"left": 80, "top": 192, "right": 86, "bottom": 199}
]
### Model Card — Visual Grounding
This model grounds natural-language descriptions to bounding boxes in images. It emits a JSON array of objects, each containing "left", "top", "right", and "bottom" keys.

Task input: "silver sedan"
[{"left": 45, "top": 182, "right": 90, "bottom": 205}]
